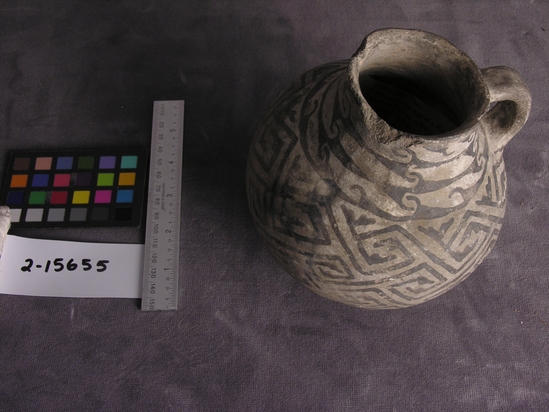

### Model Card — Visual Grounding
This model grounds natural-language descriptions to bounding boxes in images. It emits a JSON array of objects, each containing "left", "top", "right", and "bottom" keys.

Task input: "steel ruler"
[{"left": 141, "top": 100, "right": 184, "bottom": 311}]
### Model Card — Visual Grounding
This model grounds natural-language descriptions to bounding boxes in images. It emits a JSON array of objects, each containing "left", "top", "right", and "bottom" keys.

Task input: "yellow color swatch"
[
  {"left": 72, "top": 190, "right": 90, "bottom": 204},
  {"left": 118, "top": 172, "right": 136, "bottom": 186}
]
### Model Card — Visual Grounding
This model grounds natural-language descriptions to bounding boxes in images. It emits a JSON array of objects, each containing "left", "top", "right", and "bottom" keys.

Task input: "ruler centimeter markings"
[{"left": 141, "top": 100, "right": 184, "bottom": 311}]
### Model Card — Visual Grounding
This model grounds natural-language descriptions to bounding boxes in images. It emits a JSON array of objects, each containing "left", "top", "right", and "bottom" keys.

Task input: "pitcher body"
[{"left": 246, "top": 29, "right": 531, "bottom": 309}]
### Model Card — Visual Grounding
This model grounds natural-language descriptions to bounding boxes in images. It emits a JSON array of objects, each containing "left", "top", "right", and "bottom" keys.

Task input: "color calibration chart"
[{"left": 1, "top": 149, "right": 148, "bottom": 228}]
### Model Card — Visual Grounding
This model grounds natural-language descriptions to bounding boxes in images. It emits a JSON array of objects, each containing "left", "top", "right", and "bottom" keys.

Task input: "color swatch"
[{"left": 1, "top": 149, "right": 148, "bottom": 228}]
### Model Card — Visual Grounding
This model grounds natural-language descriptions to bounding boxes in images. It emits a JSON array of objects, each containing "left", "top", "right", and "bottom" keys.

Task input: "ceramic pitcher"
[{"left": 246, "top": 28, "right": 531, "bottom": 309}]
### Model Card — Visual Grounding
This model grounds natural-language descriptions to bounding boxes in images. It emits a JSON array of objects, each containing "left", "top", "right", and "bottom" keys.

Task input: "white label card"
[{"left": 0, "top": 235, "right": 143, "bottom": 298}]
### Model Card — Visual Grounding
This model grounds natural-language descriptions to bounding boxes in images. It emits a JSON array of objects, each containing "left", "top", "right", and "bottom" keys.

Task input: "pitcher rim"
[{"left": 348, "top": 28, "right": 491, "bottom": 143}]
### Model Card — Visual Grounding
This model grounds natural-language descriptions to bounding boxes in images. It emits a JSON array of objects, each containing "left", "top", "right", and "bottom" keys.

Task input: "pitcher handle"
[{"left": 480, "top": 66, "right": 531, "bottom": 152}]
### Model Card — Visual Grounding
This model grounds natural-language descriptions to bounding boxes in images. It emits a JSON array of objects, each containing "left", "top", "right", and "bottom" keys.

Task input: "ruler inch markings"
[{"left": 141, "top": 100, "right": 184, "bottom": 311}]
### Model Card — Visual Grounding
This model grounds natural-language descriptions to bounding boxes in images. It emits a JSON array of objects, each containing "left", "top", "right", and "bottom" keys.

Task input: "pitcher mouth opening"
[{"left": 350, "top": 28, "right": 490, "bottom": 138}]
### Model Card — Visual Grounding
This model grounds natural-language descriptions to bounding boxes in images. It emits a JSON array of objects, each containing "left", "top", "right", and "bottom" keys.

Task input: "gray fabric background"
[{"left": 1, "top": 1, "right": 548, "bottom": 410}]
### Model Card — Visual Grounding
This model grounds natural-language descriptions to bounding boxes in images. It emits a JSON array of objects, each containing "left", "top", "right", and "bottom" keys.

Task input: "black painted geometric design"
[{"left": 246, "top": 60, "right": 507, "bottom": 309}]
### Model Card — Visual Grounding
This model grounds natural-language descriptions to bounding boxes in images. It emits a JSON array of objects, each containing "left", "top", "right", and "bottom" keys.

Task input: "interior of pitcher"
[{"left": 357, "top": 30, "right": 489, "bottom": 136}]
